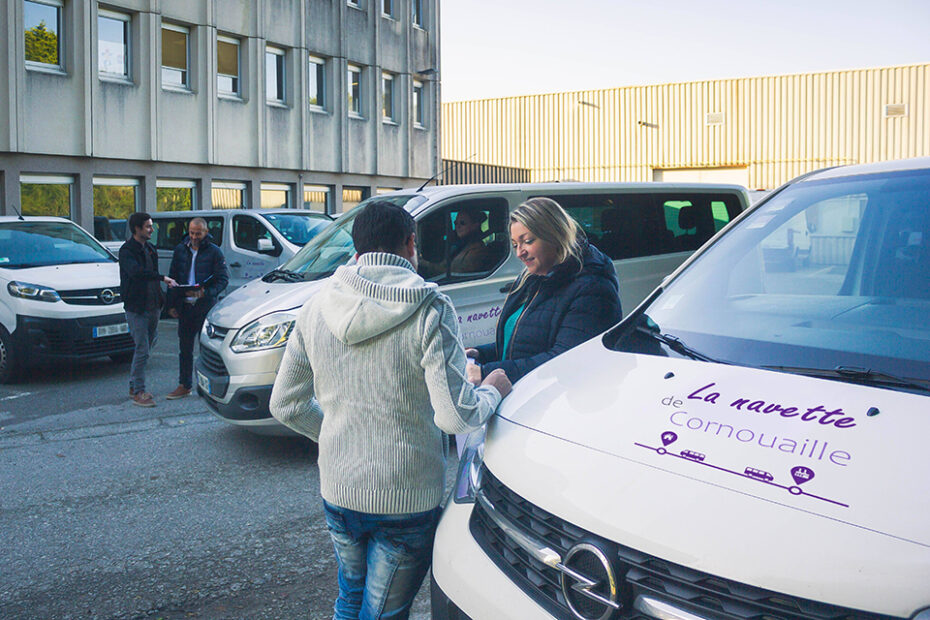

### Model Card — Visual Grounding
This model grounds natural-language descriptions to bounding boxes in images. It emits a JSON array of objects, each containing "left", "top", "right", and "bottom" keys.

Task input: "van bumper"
[{"left": 14, "top": 313, "right": 134, "bottom": 364}]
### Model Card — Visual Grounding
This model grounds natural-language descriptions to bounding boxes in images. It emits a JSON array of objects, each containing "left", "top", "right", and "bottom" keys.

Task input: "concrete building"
[
  {"left": 442, "top": 63, "right": 929, "bottom": 189},
  {"left": 1, "top": 0, "right": 440, "bottom": 237}
]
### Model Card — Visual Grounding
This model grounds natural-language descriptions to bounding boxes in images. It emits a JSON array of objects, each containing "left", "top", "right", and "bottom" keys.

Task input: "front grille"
[
  {"left": 58, "top": 287, "right": 122, "bottom": 306},
  {"left": 42, "top": 331, "right": 133, "bottom": 355},
  {"left": 198, "top": 346, "right": 228, "bottom": 376},
  {"left": 470, "top": 467, "right": 901, "bottom": 620},
  {"left": 205, "top": 322, "right": 229, "bottom": 340}
]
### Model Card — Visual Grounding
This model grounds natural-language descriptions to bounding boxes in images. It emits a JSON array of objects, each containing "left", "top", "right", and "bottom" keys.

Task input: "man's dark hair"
[
  {"left": 458, "top": 207, "right": 488, "bottom": 225},
  {"left": 128, "top": 212, "right": 152, "bottom": 235},
  {"left": 352, "top": 200, "right": 415, "bottom": 255}
]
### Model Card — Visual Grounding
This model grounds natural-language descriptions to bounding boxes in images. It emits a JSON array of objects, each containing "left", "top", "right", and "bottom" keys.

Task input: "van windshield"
[
  {"left": 277, "top": 194, "right": 427, "bottom": 280},
  {"left": 262, "top": 212, "right": 331, "bottom": 246},
  {"left": 609, "top": 168, "right": 930, "bottom": 393},
  {"left": 0, "top": 221, "right": 115, "bottom": 269}
]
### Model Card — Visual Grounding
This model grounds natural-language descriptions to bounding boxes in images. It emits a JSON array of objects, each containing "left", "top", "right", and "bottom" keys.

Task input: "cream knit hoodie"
[{"left": 270, "top": 252, "right": 502, "bottom": 514}]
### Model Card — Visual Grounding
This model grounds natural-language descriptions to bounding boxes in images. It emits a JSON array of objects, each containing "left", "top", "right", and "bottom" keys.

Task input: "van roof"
[
  {"left": 398, "top": 181, "right": 751, "bottom": 200},
  {"left": 149, "top": 208, "right": 330, "bottom": 217},
  {"left": 798, "top": 156, "right": 930, "bottom": 183}
]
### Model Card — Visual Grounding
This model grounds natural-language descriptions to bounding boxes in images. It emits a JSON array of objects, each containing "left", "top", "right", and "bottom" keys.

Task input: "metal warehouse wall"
[
  {"left": 441, "top": 63, "right": 929, "bottom": 189},
  {"left": 439, "top": 159, "right": 531, "bottom": 185}
]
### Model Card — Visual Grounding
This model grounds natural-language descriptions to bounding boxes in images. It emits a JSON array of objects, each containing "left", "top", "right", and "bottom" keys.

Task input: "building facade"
[
  {"left": 1, "top": 0, "right": 440, "bottom": 235},
  {"left": 442, "top": 63, "right": 929, "bottom": 189}
]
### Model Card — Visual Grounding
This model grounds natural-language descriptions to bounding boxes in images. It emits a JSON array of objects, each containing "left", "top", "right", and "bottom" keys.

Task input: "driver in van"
[{"left": 420, "top": 207, "right": 498, "bottom": 277}]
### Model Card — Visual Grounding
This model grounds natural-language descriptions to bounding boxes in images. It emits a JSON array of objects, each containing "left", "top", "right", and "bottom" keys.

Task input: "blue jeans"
[
  {"left": 322, "top": 500, "right": 441, "bottom": 620},
  {"left": 126, "top": 308, "right": 159, "bottom": 394}
]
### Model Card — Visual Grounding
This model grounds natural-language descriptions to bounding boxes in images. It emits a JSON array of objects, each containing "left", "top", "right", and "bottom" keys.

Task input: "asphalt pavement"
[{"left": 0, "top": 319, "right": 438, "bottom": 619}]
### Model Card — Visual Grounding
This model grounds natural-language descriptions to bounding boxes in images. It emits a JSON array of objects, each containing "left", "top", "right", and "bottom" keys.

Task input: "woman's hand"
[{"left": 466, "top": 360, "right": 482, "bottom": 386}]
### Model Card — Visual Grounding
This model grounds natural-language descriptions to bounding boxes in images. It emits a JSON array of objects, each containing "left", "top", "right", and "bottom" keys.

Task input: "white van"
[
  {"left": 195, "top": 182, "right": 749, "bottom": 435},
  {"left": 0, "top": 216, "right": 132, "bottom": 383},
  {"left": 431, "top": 159, "right": 930, "bottom": 619},
  {"left": 148, "top": 209, "right": 332, "bottom": 292}
]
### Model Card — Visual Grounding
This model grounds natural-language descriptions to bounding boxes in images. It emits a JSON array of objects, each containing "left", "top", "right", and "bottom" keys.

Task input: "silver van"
[
  {"left": 196, "top": 183, "right": 749, "bottom": 435},
  {"left": 148, "top": 209, "right": 332, "bottom": 292}
]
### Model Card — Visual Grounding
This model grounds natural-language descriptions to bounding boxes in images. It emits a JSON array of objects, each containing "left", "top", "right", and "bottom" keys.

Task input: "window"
[
  {"left": 308, "top": 55, "right": 326, "bottom": 109},
  {"left": 20, "top": 175, "right": 72, "bottom": 217},
  {"left": 412, "top": 80, "right": 425, "bottom": 128},
  {"left": 416, "top": 198, "right": 509, "bottom": 282},
  {"left": 233, "top": 215, "right": 278, "bottom": 254},
  {"left": 347, "top": 0, "right": 361, "bottom": 7},
  {"left": 265, "top": 46, "right": 285, "bottom": 103},
  {"left": 347, "top": 65, "right": 362, "bottom": 117},
  {"left": 212, "top": 181, "right": 247, "bottom": 209},
  {"left": 98, "top": 9, "right": 129, "bottom": 79},
  {"left": 156, "top": 179, "right": 197, "bottom": 211},
  {"left": 382, "top": 73, "right": 395, "bottom": 122},
  {"left": 382, "top": 0, "right": 394, "bottom": 18},
  {"left": 303, "top": 184, "right": 331, "bottom": 212},
  {"left": 412, "top": 0, "right": 423, "bottom": 27},
  {"left": 151, "top": 216, "right": 223, "bottom": 251},
  {"left": 260, "top": 183, "right": 291, "bottom": 209},
  {"left": 341, "top": 186, "right": 369, "bottom": 214},
  {"left": 24, "top": 0, "right": 62, "bottom": 68},
  {"left": 217, "top": 35, "right": 240, "bottom": 96},
  {"left": 161, "top": 24, "right": 189, "bottom": 88},
  {"left": 93, "top": 178, "right": 138, "bottom": 240}
]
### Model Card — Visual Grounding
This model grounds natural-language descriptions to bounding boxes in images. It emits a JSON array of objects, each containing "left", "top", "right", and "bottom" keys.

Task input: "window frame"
[
  {"left": 303, "top": 184, "right": 332, "bottom": 213},
  {"left": 347, "top": 64, "right": 363, "bottom": 118},
  {"left": 97, "top": 8, "right": 130, "bottom": 81},
  {"left": 308, "top": 54, "right": 326, "bottom": 111},
  {"left": 412, "top": 0, "right": 424, "bottom": 28},
  {"left": 382, "top": 0, "right": 394, "bottom": 18},
  {"left": 161, "top": 22, "right": 190, "bottom": 90},
  {"left": 412, "top": 80, "right": 425, "bottom": 128},
  {"left": 260, "top": 183, "right": 292, "bottom": 209},
  {"left": 217, "top": 34, "right": 241, "bottom": 98},
  {"left": 24, "top": 0, "right": 64, "bottom": 72},
  {"left": 212, "top": 181, "right": 248, "bottom": 209},
  {"left": 265, "top": 45, "right": 286, "bottom": 104},
  {"left": 19, "top": 174, "right": 74, "bottom": 218},
  {"left": 156, "top": 178, "right": 198, "bottom": 211},
  {"left": 382, "top": 72, "right": 396, "bottom": 123}
]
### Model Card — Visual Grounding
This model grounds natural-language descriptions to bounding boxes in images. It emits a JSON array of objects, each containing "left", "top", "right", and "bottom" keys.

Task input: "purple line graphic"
[{"left": 635, "top": 432, "right": 849, "bottom": 508}]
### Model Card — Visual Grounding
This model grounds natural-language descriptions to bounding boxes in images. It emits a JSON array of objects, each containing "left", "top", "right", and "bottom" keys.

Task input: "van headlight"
[
  {"left": 7, "top": 281, "right": 61, "bottom": 303},
  {"left": 230, "top": 312, "right": 296, "bottom": 352},
  {"left": 453, "top": 426, "right": 486, "bottom": 504}
]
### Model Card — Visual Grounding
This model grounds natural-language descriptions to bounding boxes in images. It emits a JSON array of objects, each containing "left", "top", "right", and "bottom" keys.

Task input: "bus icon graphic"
[
  {"left": 744, "top": 467, "right": 774, "bottom": 482},
  {"left": 680, "top": 450, "right": 705, "bottom": 462}
]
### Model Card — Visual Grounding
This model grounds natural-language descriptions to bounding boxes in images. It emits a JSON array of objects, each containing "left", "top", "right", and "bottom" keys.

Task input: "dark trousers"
[{"left": 177, "top": 301, "right": 210, "bottom": 389}]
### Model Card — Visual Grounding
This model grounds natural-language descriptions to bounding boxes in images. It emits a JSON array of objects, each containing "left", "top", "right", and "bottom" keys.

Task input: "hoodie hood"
[{"left": 319, "top": 252, "right": 439, "bottom": 345}]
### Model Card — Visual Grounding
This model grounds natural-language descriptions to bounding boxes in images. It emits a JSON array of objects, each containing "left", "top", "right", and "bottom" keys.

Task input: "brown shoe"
[
  {"left": 166, "top": 385, "right": 192, "bottom": 400},
  {"left": 132, "top": 391, "right": 155, "bottom": 407}
]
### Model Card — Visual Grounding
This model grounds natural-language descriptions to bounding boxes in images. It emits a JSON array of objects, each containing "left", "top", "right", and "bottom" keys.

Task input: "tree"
[{"left": 25, "top": 22, "right": 59, "bottom": 65}]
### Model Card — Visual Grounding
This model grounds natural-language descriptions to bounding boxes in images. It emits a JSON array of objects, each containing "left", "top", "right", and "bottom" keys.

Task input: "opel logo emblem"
[
  {"left": 206, "top": 323, "right": 215, "bottom": 338},
  {"left": 99, "top": 289, "right": 116, "bottom": 304},
  {"left": 559, "top": 543, "right": 620, "bottom": 620}
]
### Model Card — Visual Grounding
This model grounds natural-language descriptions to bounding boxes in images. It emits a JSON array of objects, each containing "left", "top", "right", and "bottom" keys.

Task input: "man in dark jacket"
[
  {"left": 119, "top": 212, "right": 178, "bottom": 407},
  {"left": 165, "top": 217, "right": 228, "bottom": 399}
]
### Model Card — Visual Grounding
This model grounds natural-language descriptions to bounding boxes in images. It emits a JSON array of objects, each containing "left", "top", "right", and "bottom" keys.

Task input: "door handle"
[
  {"left": 229, "top": 262, "right": 242, "bottom": 268},
  {"left": 499, "top": 280, "right": 516, "bottom": 293}
]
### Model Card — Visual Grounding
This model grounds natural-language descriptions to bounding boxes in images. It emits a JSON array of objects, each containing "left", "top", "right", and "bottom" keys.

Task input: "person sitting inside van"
[
  {"left": 467, "top": 197, "right": 623, "bottom": 383},
  {"left": 420, "top": 208, "right": 499, "bottom": 277}
]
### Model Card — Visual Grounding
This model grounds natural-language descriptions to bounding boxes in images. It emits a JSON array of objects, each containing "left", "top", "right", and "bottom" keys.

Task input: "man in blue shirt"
[{"left": 165, "top": 218, "right": 228, "bottom": 399}]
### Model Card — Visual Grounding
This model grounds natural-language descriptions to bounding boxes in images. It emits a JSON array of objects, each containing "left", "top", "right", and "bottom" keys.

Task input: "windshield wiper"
[
  {"left": 762, "top": 364, "right": 930, "bottom": 393},
  {"left": 634, "top": 325, "right": 725, "bottom": 364},
  {"left": 262, "top": 268, "right": 304, "bottom": 283}
]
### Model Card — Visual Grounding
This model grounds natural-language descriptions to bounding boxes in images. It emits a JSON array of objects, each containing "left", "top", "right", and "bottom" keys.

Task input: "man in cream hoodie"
[{"left": 270, "top": 200, "right": 511, "bottom": 619}]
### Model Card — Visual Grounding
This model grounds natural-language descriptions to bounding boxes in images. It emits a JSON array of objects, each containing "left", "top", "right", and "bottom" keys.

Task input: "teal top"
[{"left": 501, "top": 302, "right": 526, "bottom": 360}]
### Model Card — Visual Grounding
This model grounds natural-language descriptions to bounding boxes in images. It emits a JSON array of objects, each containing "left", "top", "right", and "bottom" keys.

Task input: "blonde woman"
[{"left": 467, "top": 197, "right": 622, "bottom": 383}]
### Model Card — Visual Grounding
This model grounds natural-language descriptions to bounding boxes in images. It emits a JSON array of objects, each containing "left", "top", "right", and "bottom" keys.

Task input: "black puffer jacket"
[
  {"left": 474, "top": 241, "right": 622, "bottom": 382},
  {"left": 165, "top": 234, "right": 229, "bottom": 312},
  {"left": 118, "top": 238, "right": 164, "bottom": 313}
]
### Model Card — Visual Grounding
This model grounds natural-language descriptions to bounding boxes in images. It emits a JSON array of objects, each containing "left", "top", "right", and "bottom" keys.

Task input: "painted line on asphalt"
[{"left": 0, "top": 391, "right": 33, "bottom": 401}]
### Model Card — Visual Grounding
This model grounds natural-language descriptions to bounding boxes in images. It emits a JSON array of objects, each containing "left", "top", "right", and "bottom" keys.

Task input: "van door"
[
  {"left": 416, "top": 196, "right": 516, "bottom": 347},
  {"left": 229, "top": 214, "right": 282, "bottom": 287}
]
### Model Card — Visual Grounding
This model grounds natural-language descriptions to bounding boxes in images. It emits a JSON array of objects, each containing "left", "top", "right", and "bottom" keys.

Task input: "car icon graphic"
[
  {"left": 681, "top": 450, "right": 705, "bottom": 462},
  {"left": 744, "top": 467, "right": 774, "bottom": 482}
]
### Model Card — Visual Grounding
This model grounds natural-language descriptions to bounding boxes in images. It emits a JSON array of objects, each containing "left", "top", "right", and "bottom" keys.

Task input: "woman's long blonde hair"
[{"left": 510, "top": 197, "right": 585, "bottom": 290}]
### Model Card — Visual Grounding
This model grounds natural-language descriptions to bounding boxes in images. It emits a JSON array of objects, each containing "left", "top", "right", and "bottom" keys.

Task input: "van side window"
[
  {"left": 233, "top": 215, "right": 279, "bottom": 254},
  {"left": 152, "top": 216, "right": 224, "bottom": 251},
  {"left": 417, "top": 197, "right": 509, "bottom": 283},
  {"left": 655, "top": 194, "right": 743, "bottom": 253}
]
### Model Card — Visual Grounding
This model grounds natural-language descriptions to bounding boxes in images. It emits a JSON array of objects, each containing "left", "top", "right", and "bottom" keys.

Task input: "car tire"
[{"left": 0, "top": 326, "right": 22, "bottom": 384}]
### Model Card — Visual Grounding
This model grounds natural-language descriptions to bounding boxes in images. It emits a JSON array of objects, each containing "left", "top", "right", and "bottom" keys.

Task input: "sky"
[{"left": 439, "top": 0, "right": 930, "bottom": 102}]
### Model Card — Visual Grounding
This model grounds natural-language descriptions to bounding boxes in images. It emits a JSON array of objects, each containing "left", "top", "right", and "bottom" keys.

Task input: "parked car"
[
  {"left": 148, "top": 209, "right": 332, "bottom": 293},
  {"left": 196, "top": 182, "right": 749, "bottom": 435},
  {"left": 431, "top": 158, "right": 930, "bottom": 620},
  {"left": 0, "top": 216, "right": 132, "bottom": 382}
]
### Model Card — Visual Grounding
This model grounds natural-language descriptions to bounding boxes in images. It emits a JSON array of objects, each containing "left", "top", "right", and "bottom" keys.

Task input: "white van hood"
[
  {"left": 0, "top": 262, "right": 120, "bottom": 289},
  {"left": 208, "top": 276, "right": 328, "bottom": 327},
  {"left": 486, "top": 337, "right": 930, "bottom": 615}
]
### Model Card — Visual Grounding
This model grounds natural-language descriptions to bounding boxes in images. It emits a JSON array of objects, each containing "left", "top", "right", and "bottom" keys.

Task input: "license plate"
[
  {"left": 93, "top": 322, "right": 129, "bottom": 338},
  {"left": 197, "top": 371, "right": 211, "bottom": 395}
]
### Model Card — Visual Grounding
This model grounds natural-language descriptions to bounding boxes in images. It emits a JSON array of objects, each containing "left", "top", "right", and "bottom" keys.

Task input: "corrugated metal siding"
[
  {"left": 439, "top": 159, "right": 531, "bottom": 185},
  {"left": 441, "top": 64, "right": 930, "bottom": 189}
]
